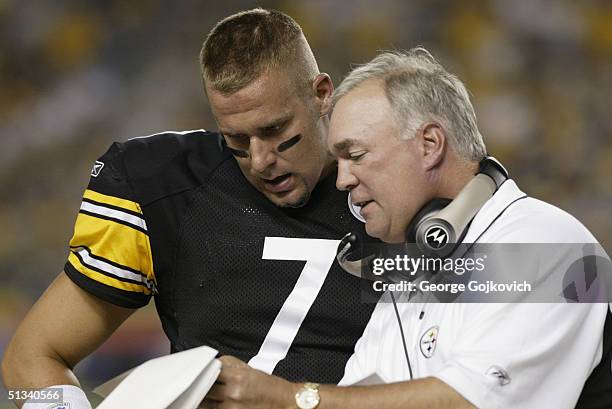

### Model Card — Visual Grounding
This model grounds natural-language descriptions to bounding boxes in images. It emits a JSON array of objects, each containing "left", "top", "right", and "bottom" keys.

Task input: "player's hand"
[{"left": 201, "top": 355, "right": 298, "bottom": 409}]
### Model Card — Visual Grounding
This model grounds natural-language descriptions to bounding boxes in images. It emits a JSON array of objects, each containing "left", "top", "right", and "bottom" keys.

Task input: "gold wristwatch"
[{"left": 295, "top": 382, "right": 320, "bottom": 409}]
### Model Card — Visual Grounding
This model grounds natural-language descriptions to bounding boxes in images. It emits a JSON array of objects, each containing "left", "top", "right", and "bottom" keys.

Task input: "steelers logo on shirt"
[{"left": 419, "top": 326, "right": 439, "bottom": 359}]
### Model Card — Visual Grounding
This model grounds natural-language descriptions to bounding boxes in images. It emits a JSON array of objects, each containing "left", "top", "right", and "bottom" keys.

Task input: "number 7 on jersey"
[{"left": 248, "top": 237, "right": 340, "bottom": 374}]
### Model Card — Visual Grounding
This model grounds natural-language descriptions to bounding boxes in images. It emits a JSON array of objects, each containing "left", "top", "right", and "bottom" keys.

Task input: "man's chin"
[
  {"left": 365, "top": 224, "right": 404, "bottom": 244},
  {"left": 268, "top": 189, "right": 311, "bottom": 208}
]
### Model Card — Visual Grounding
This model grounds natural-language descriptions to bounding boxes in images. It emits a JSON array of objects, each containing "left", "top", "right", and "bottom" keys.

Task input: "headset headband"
[{"left": 412, "top": 156, "right": 508, "bottom": 257}]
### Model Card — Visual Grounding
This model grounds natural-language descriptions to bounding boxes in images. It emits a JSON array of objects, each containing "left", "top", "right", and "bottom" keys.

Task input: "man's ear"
[
  {"left": 312, "top": 73, "right": 333, "bottom": 115},
  {"left": 419, "top": 122, "right": 446, "bottom": 171}
]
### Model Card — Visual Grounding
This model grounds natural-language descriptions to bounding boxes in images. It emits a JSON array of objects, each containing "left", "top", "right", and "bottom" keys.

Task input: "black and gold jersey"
[{"left": 65, "top": 129, "right": 378, "bottom": 383}]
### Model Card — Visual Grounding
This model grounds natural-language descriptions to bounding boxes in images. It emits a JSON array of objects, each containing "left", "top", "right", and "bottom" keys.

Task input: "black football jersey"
[{"left": 65, "top": 130, "right": 378, "bottom": 383}]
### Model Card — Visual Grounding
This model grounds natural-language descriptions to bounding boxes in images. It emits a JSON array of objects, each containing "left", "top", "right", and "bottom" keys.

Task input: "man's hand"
[
  {"left": 200, "top": 357, "right": 476, "bottom": 409},
  {"left": 202, "top": 356, "right": 299, "bottom": 409}
]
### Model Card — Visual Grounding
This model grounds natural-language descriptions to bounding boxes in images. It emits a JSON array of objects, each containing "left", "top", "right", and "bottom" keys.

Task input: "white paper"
[
  {"left": 349, "top": 372, "right": 386, "bottom": 386},
  {"left": 94, "top": 345, "right": 220, "bottom": 409},
  {"left": 93, "top": 367, "right": 136, "bottom": 398}
]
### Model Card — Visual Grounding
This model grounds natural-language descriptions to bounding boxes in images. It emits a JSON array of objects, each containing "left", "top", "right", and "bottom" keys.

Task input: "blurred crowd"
[{"left": 1, "top": 0, "right": 611, "bottom": 405}]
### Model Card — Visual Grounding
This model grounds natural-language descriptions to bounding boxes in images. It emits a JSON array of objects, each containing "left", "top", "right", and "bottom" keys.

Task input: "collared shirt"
[{"left": 340, "top": 180, "right": 612, "bottom": 409}]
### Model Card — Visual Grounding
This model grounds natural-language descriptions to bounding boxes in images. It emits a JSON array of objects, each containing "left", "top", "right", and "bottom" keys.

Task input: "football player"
[{"left": 1, "top": 9, "right": 377, "bottom": 409}]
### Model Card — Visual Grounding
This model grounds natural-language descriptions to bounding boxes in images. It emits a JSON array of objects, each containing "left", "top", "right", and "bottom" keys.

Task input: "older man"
[{"left": 205, "top": 48, "right": 611, "bottom": 409}]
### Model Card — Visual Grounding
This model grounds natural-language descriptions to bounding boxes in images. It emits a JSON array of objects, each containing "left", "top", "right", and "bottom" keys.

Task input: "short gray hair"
[{"left": 333, "top": 47, "right": 486, "bottom": 161}]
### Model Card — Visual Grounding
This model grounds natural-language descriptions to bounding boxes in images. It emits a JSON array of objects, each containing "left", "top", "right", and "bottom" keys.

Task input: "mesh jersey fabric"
[{"left": 65, "top": 130, "right": 378, "bottom": 383}]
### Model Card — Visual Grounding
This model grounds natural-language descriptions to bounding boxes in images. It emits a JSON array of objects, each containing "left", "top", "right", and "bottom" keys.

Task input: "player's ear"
[
  {"left": 313, "top": 73, "right": 333, "bottom": 116},
  {"left": 418, "top": 122, "right": 446, "bottom": 171}
]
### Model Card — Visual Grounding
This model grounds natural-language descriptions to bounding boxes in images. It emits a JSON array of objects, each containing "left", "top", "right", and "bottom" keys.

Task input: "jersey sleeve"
[{"left": 64, "top": 142, "right": 157, "bottom": 308}]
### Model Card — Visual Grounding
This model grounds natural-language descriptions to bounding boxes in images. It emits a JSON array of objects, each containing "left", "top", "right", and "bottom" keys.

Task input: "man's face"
[
  {"left": 329, "top": 80, "right": 433, "bottom": 243},
  {"left": 206, "top": 69, "right": 331, "bottom": 208}
]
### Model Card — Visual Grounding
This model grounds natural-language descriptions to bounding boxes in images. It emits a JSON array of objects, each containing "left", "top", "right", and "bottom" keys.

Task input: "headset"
[{"left": 336, "top": 156, "right": 508, "bottom": 379}]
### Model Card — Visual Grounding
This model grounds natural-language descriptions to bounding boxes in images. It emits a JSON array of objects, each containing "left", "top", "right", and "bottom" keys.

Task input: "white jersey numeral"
[{"left": 248, "top": 237, "right": 340, "bottom": 374}]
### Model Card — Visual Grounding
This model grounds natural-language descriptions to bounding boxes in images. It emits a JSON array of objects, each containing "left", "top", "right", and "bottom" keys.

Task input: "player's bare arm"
[{"left": 1, "top": 272, "right": 135, "bottom": 408}]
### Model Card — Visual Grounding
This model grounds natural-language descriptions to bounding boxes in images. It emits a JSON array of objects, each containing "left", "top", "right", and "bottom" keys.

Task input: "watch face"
[{"left": 296, "top": 389, "right": 320, "bottom": 409}]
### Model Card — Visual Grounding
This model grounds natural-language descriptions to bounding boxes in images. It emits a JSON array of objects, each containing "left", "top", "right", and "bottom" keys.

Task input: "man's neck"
[{"left": 436, "top": 158, "right": 479, "bottom": 199}]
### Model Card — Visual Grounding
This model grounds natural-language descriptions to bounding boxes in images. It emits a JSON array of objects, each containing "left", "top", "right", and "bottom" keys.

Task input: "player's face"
[
  {"left": 329, "top": 80, "right": 434, "bottom": 243},
  {"left": 206, "top": 69, "right": 333, "bottom": 208}
]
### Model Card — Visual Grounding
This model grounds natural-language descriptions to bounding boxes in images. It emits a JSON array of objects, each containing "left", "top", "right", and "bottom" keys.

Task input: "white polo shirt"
[{"left": 339, "top": 180, "right": 611, "bottom": 409}]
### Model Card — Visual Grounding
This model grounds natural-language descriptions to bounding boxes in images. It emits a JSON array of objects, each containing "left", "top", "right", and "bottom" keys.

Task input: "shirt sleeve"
[
  {"left": 433, "top": 303, "right": 607, "bottom": 409},
  {"left": 64, "top": 142, "right": 157, "bottom": 308},
  {"left": 434, "top": 202, "right": 610, "bottom": 408}
]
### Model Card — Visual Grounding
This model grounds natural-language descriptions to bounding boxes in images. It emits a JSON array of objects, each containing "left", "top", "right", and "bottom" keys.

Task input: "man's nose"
[
  {"left": 336, "top": 159, "right": 358, "bottom": 191},
  {"left": 249, "top": 137, "right": 276, "bottom": 174}
]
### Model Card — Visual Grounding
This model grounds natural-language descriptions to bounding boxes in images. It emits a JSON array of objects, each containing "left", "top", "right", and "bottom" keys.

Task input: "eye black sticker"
[
  {"left": 227, "top": 147, "right": 249, "bottom": 158},
  {"left": 277, "top": 134, "right": 302, "bottom": 152}
]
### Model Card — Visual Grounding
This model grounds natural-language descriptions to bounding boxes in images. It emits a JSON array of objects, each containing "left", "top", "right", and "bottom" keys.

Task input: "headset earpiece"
[{"left": 404, "top": 199, "right": 455, "bottom": 258}]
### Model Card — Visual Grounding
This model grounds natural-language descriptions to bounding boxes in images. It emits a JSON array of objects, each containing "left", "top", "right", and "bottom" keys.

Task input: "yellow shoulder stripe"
[
  {"left": 70, "top": 212, "right": 155, "bottom": 278},
  {"left": 83, "top": 189, "right": 142, "bottom": 214}
]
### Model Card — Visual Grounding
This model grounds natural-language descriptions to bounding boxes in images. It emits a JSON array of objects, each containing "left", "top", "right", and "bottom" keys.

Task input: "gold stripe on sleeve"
[
  {"left": 69, "top": 212, "right": 156, "bottom": 286},
  {"left": 83, "top": 189, "right": 142, "bottom": 214}
]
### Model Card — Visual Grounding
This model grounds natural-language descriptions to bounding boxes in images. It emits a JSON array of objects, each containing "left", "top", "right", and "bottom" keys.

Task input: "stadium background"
[{"left": 1, "top": 0, "right": 611, "bottom": 406}]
